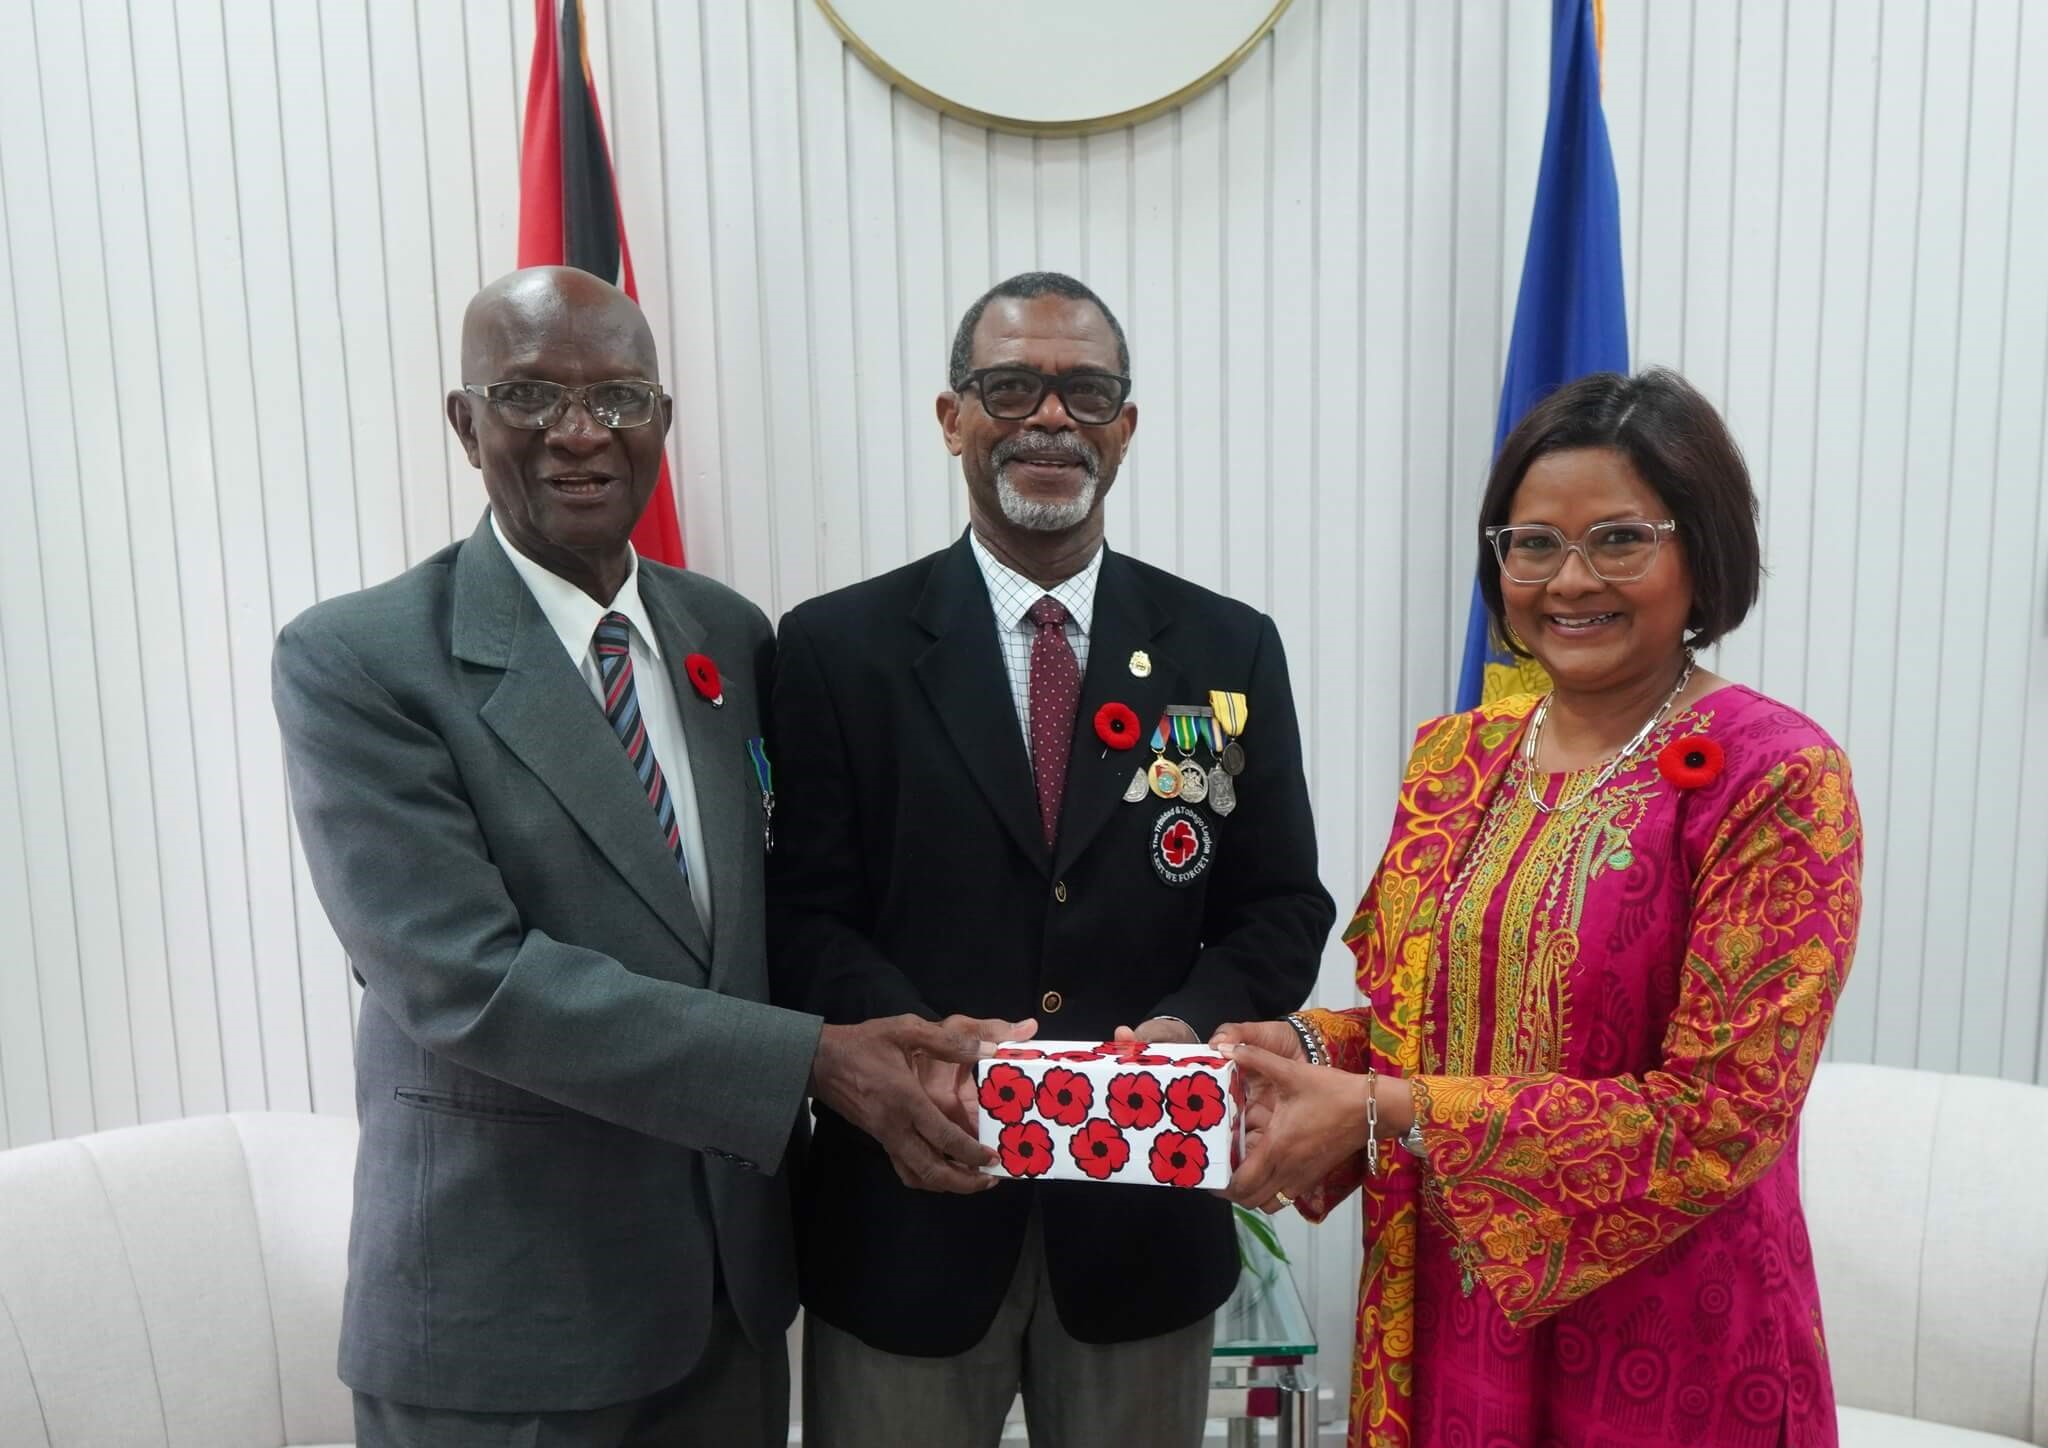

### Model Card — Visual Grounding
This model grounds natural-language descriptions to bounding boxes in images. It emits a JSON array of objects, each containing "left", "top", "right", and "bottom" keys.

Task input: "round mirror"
[{"left": 815, "top": 0, "right": 1294, "bottom": 135}]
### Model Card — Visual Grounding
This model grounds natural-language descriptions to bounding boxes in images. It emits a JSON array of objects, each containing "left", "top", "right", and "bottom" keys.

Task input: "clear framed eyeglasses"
[
  {"left": 464, "top": 378, "right": 666, "bottom": 430},
  {"left": 1485, "top": 519, "right": 1678, "bottom": 584}
]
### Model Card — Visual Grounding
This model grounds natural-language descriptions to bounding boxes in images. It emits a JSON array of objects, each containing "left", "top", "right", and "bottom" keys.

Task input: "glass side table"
[{"left": 1209, "top": 1236, "right": 1320, "bottom": 1447}]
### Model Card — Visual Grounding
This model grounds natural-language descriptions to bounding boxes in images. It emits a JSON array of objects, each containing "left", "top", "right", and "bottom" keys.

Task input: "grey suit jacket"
[{"left": 273, "top": 513, "right": 821, "bottom": 1413}]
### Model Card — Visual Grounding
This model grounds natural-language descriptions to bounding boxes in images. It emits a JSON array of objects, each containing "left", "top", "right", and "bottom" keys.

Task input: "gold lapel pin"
[{"left": 1129, "top": 650, "right": 1152, "bottom": 678}]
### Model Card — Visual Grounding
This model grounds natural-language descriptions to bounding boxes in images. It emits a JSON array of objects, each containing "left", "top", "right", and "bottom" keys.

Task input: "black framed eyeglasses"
[
  {"left": 1485, "top": 519, "right": 1678, "bottom": 584},
  {"left": 955, "top": 366, "right": 1131, "bottom": 425},
  {"left": 463, "top": 378, "right": 667, "bottom": 430}
]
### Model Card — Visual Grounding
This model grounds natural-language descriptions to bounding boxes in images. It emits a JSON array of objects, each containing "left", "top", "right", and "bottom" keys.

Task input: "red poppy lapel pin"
[
  {"left": 1095, "top": 701, "right": 1140, "bottom": 749},
  {"left": 1657, "top": 734, "right": 1724, "bottom": 789},
  {"left": 683, "top": 653, "right": 723, "bottom": 708}
]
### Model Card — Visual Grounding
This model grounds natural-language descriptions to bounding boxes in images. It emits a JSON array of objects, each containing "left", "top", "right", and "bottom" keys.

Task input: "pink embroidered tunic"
[{"left": 1299, "top": 684, "right": 1862, "bottom": 1448}]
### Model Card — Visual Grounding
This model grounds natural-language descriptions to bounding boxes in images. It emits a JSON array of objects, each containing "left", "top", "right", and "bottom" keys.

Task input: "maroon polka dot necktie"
[{"left": 1026, "top": 596, "right": 1079, "bottom": 848}]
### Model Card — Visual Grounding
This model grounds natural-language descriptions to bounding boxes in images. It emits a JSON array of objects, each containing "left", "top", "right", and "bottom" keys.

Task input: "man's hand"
[
  {"left": 1109, "top": 1016, "right": 1200, "bottom": 1045},
  {"left": 918, "top": 1014, "right": 1038, "bottom": 1133},
  {"left": 811, "top": 1015, "right": 1019, "bottom": 1193}
]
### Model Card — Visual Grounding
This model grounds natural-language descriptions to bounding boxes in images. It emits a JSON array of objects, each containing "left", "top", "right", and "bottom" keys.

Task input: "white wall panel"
[{"left": 4, "top": 0, "right": 2048, "bottom": 1383}]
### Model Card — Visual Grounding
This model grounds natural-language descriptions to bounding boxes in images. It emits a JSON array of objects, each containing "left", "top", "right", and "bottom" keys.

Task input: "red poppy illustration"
[
  {"left": 1068, "top": 1118, "right": 1132, "bottom": 1180},
  {"left": 1094, "top": 701, "right": 1141, "bottom": 750},
  {"left": 1125, "top": 1053, "right": 1171, "bottom": 1066},
  {"left": 978, "top": 1063, "right": 1032, "bottom": 1124},
  {"left": 1036, "top": 1067, "right": 1094, "bottom": 1126},
  {"left": 683, "top": 652, "right": 723, "bottom": 705},
  {"left": 1177, "top": 1055, "right": 1231, "bottom": 1068},
  {"left": 1106, "top": 1071, "right": 1165, "bottom": 1130},
  {"left": 1658, "top": 734, "right": 1725, "bottom": 789},
  {"left": 1048, "top": 1049, "right": 1105, "bottom": 1062},
  {"left": 1166, "top": 1072, "right": 1227, "bottom": 1132},
  {"left": 1097, "top": 1040, "right": 1144, "bottom": 1054},
  {"left": 1149, "top": 1130, "right": 1209, "bottom": 1188},
  {"left": 998, "top": 1120, "right": 1055, "bottom": 1178},
  {"left": 992, "top": 1047, "right": 1046, "bottom": 1060}
]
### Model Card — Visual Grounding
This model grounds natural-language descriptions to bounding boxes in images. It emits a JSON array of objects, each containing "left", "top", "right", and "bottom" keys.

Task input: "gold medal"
[{"left": 1147, "top": 757, "right": 1183, "bottom": 798}]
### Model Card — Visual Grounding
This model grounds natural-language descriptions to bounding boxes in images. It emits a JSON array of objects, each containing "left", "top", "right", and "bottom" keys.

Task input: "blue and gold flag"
[{"left": 1456, "top": 0, "right": 1628, "bottom": 709}]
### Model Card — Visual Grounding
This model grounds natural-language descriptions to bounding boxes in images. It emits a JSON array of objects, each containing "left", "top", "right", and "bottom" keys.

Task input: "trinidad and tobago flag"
[{"left": 518, "top": 0, "right": 685, "bottom": 566}]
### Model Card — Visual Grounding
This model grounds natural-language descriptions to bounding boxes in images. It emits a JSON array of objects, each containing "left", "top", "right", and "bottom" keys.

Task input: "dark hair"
[
  {"left": 947, "top": 272, "right": 1130, "bottom": 389},
  {"left": 1477, "top": 367, "right": 1761, "bottom": 655}
]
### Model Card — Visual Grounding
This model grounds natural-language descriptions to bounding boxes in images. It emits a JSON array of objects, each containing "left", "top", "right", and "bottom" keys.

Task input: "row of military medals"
[{"left": 1121, "top": 690, "right": 1249, "bottom": 816}]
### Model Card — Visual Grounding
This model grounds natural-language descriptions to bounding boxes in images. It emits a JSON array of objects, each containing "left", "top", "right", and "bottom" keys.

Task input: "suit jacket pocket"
[{"left": 392, "top": 1086, "right": 562, "bottom": 1124}]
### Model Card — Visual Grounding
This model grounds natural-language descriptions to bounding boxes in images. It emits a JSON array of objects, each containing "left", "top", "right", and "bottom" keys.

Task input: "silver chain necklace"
[{"left": 1521, "top": 650, "right": 1697, "bottom": 814}]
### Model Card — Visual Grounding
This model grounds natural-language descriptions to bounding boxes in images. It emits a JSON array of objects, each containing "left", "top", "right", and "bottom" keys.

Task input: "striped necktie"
[{"left": 593, "top": 612, "right": 686, "bottom": 876}]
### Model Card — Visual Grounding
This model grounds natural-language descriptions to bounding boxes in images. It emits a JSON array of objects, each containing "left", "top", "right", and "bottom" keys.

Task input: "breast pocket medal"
[
  {"left": 1209, "top": 691, "right": 1248, "bottom": 779},
  {"left": 1145, "top": 714, "right": 1183, "bottom": 799},
  {"left": 1203, "top": 714, "right": 1237, "bottom": 816},
  {"left": 1168, "top": 711, "right": 1208, "bottom": 803},
  {"left": 745, "top": 736, "right": 775, "bottom": 853}
]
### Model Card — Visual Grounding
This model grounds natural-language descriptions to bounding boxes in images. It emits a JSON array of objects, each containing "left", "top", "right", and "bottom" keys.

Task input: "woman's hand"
[
  {"left": 1209, "top": 1021, "right": 1305, "bottom": 1152},
  {"left": 1209, "top": 1018, "right": 1306, "bottom": 1060},
  {"left": 1221, "top": 1041, "right": 1377, "bottom": 1211}
]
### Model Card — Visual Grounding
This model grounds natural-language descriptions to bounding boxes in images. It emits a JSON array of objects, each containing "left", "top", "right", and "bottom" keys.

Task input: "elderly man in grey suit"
[{"left": 274, "top": 267, "right": 1006, "bottom": 1448}]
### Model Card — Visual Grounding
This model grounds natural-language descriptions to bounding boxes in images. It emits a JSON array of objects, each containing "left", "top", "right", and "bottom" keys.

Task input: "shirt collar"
[
  {"left": 490, "top": 512, "right": 663, "bottom": 663},
  {"left": 967, "top": 529, "right": 1104, "bottom": 636}
]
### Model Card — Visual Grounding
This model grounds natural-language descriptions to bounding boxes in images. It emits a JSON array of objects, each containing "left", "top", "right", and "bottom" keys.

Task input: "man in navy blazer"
[{"left": 770, "top": 272, "right": 1334, "bottom": 1447}]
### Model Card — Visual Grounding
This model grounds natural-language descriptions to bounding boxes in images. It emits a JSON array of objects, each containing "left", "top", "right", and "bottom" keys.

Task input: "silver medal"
[
  {"left": 1176, "top": 760, "right": 1208, "bottom": 804},
  {"left": 1208, "top": 766, "right": 1237, "bottom": 816},
  {"left": 1122, "top": 766, "right": 1150, "bottom": 803},
  {"left": 1221, "top": 740, "right": 1246, "bottom": 776}
]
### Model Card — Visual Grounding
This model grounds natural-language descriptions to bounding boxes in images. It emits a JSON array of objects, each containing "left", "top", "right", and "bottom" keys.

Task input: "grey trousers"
[
  {"left": 802, "top": 1209, "right": 1214, "bottom": 1448},
  {"left": 352, "top": 1299, "right": 789, "bottom": 1448}
]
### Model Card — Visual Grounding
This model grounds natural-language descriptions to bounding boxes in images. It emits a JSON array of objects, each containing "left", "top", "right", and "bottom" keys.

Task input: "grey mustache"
[{"left": 992, "top": 431, "right": 1099, "bottom": 470}]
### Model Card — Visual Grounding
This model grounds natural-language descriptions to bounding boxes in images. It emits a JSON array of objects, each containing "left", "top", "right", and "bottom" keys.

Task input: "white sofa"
[
  {"left": 1801, "top": 1063, "right": 2048, "bottom": 1446},
  {"left": 1, "top": 1066, "right": 2043, "bottom": 1446},
  {"left": 0, "top": 1112, "right": 355, "bottom": 1447}
]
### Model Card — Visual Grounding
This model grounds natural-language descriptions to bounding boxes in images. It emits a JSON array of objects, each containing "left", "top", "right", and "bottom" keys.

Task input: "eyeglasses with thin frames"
[
  {"left": 463, "top": 378, "right": 667, "bottom": 431},
  {"left": 1485, "top": 519, "right": 1678, "bottom": 584}
]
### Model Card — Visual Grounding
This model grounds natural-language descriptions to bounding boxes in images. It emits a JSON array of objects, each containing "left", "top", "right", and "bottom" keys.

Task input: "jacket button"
[
  {"left": 1053, "top": 880, "right": 1068, "bottom": 904},
  {"left": 1041, "top": 990, "right": 1063, "bottom": 1014}
]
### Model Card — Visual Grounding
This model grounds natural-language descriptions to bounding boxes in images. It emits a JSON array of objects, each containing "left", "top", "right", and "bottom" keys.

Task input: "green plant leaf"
[{"left": 1233, "top": 1203, "right": 1290, "bottom": 1264}]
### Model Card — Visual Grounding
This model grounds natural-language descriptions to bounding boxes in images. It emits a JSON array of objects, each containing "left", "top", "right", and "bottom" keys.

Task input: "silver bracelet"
[
  {"left": 1283, "top": 1011, "right": 1326, "bottom": 1067},
  {"left": 1365, "top": 1070, "right": 1380, "bottom": 1177}
]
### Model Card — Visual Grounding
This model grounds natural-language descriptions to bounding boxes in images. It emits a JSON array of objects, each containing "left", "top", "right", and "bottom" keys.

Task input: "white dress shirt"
[
  {"left": 967, "top": 529, "right": 1103, "bottom": 764},
  {"left": 491, "top": 515, "right": 713, "bottom": 930}
]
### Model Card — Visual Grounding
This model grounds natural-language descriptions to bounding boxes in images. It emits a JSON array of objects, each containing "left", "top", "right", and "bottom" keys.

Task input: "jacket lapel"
[
  {"left": 912, "top": 536, "right": 1048, "bottom": 873},
  {"left": 641, "top": 580, "right": 751, "bottom": 993},
  {"left": 454, "top": 515, "right": 713, "bottom": 974},
  {"left": 1053, "top": 551, "right": 1174, "bottom": 877}
]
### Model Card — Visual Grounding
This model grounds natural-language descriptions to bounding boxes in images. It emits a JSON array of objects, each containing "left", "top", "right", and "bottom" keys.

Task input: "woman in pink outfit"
[{"left": 1220, "top": 369, "right": 1861, "bottom": 1448}]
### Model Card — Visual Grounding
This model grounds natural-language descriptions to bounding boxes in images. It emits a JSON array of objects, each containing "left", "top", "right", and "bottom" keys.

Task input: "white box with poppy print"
[{"left": 973, "top": 1041, "right": 1242, "bottom": 1189}]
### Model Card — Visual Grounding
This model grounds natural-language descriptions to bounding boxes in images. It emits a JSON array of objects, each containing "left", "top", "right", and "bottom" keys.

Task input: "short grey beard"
[{"left": 995, "top": 470, "right": 1099, "bottom": 532}]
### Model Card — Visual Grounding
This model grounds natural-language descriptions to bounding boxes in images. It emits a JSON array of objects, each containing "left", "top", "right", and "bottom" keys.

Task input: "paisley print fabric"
[{"left": 1297, "top": 685, "right": 1860, "bottom": 1448}]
